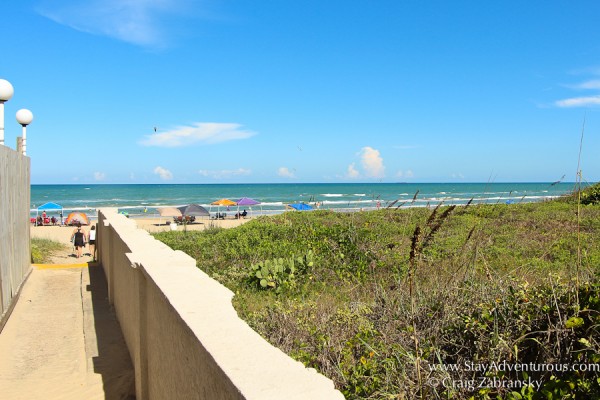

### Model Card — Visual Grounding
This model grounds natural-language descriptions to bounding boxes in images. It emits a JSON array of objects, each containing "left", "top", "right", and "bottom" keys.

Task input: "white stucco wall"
[{"left": 97, "top": 208, "right": 344, "bottom": 400}]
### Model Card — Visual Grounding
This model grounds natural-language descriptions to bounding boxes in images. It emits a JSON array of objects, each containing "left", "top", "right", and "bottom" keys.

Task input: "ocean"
[{"left": 30, "top": 182, "right": 578, "bottom": 218}]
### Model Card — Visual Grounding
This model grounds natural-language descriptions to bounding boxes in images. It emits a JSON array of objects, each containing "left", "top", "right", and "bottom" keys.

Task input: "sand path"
[
  {"left": 0, "top": 264, "right": 135, "bottom": 399},
  {"left": 0, "top": 216, "right": 251, "bottom": 398},
  {"left": 30, "top": 217, "right": 249, "bottom": 264}
]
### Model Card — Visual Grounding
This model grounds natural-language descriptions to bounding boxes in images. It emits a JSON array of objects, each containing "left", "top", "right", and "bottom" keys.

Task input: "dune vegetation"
[
  {"left": 155, "top": 184, "right": 600, "bottom": 399},
  {"left": 30, "top": 238, "right": 66, "bottom": 264}
]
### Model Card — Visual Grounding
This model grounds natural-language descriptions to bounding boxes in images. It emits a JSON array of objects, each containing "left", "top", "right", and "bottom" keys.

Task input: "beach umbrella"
[
  {"left": 211, "top": 198, "right": 236, "bottom": 206},
  {"left": 235, "top": 197, "right": 261, "bottom": 217},
  {"left": 65, "top": 212, "right": 89, "bottom": 225},
  {"left": 177, "top": 204, "right": 210, "bottom": 217},
  {"left": 211, "top": 198, "right": 236, "bottom": 217},
  {"left": 36, "top": 202, "right": 64, "bottom": 225},
  {"left": 287, "top": 203, "right": 313, "bottom": 211},
  {"left": 37, "top": 202, "right": 63, "bottom": 213},
  {"left": 236, "top": 197, "right": 260, "bottom": 206}
]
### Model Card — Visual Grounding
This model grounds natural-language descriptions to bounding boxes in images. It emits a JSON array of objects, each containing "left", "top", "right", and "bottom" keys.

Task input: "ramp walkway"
[{"left": 0, "top": 263, "right": 135, "bottom": 400}]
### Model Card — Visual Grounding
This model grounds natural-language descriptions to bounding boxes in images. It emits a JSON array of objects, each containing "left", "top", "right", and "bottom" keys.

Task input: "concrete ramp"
[{"left": 0, "top": 264, "right": 135, "bottom": 400}]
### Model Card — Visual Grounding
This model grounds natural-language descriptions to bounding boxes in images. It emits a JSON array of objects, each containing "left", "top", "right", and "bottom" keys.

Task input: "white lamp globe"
[
  {"left": 16, "top": 109, "right": 33, "bottom": 126},
  {"left": 0, "top": 79, "right": 14, "bottom": 101}
]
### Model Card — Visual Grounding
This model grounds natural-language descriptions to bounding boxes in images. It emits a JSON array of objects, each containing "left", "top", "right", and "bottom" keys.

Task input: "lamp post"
[
  {"left": 0, "top": 79, "right": 15, "bottom": 146},
  {"left": 16, "top": 109, "right": 33, "bottom": 156}
]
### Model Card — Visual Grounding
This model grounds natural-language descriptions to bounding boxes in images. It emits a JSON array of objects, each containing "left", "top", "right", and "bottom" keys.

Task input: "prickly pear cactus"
[{"left": 249, "top": 251, "right": 315, "bottom": 292}]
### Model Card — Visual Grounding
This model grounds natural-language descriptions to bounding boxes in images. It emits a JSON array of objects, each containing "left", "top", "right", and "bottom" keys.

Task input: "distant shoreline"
[{"left": 30, "top": 182, "right": 580, "bottom": 218}]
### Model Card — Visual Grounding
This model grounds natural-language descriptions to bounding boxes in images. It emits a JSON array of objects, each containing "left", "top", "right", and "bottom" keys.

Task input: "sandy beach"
[{"left": 30, "top": 216, "right": 251, "bottom": 264}]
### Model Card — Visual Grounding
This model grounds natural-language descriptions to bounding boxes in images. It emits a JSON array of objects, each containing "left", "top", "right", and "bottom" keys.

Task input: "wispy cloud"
[
  {"left": 555, "top": 68, "right": 600, "bottom": 108},
  {"left": 555, "top": 95, "right": 600, "bottom": 108},
  {"left": 278, "top": 167, "right": 295, "bottom": 178},
  {"left": 396, "top": 170, "right": 414, "bottom": 179},
  {"left": 359, "top": 147, "right": 385, "bottom": 178},
  {"left": 567, "top": 79, "right": 600, "bottom": 90},
  {"left": 35, "top": 0, "right": 190, "bottom": 48},
  {"left": 198, "top": 168, "right": 251, "bottom": 179},
  {"left": 140, "top": 123, "right": 256, "bottom": 147},
  {"left": 153, "top": 166, "right": 173, "bottom": 180},
  {"left": 94, "top": 172, "right": 106, "bottom": 181},
  {"left": 346, "top": 163, "right": 360, "bottom": 179}
]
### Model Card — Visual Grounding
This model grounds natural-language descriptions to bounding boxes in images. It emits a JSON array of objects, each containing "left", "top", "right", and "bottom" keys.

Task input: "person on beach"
[
  {"left": 70, "top": 223, "right": 87, "bottom": 259},
  {"left": 88, "top": 225, "right": 97, "bottom": 261}
]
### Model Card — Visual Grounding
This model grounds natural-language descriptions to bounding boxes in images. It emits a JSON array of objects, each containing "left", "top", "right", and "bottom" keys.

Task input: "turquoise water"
[{"left": 31, "top": 182, "right": 578, "bottom": 217}]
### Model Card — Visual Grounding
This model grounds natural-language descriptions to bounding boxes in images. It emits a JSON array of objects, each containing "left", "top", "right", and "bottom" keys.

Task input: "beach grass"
[
  {"left": 154, "top": 185, "right": 600, "bottom": 399},
  {"left": 30, "top": 238, "right": 67, "bottom": 264}
]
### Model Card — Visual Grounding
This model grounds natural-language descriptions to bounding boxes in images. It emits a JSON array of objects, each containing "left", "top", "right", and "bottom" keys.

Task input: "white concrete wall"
[
  {"left": 0, "top": 145, "right": 31, "bottom": 325},
  {"left": 97, "top": 208, "right": 344, "bottom": 400}
]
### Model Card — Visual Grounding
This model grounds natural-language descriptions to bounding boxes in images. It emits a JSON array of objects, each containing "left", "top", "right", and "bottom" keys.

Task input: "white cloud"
[
  {"left": 140, "top": 123, "right": 256, "bottom": 147},
  {"left": 153, "top": 166, "right": 173, "bottom": 180},
  {"left": 35, "top": 0, "right": 187, "bottom": 48},
  {"left": 451, "top": 173, "right": 465, "bottom": 179},
  {"left": 346, "top": 163, "right": 360, "bottom": 179},
  {"left": 278, "top": 167, "right": 295, "bottom": 178},
  {"left": 569, "top": 79, "right": 600, "bottom": 90},
  {"left": 94, "top": 172, "right": 106, "bottom": 181},
  {"left": 198, "top": 168, "right": 251, "bottom": 179},
  {"left": 396, "top": 169, "right": 414, "bottom": 178},
  {"left": 359, "top": 147, "right": 385, "bottom": 178},
  {"left": 555, "top": 95, "right": 600, "bottom": 108}
]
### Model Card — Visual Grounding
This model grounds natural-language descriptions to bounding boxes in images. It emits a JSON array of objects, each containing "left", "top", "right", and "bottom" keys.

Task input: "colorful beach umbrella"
[
  {"left": 235, "top": 197, "right": 261, "bottom": 217},
  {"left": 36, "top": 202, "right": 63, "bottom": 221},
  {"left": 236, "top": 197, "right": 261, "bottom": 206},
  {"left": 65, "top": 212, "right": 89, "bottom": 225},
  {"left": 210, "top": 198, "right": 236, "bottom": 218},
  {"left": 287, "top": 203, "right": 313, "bottom": 211},
  {"left": 37, "top": 202, "right": 63, "bottom": 212},
  {"left": 211, "top": 198, "right": 236, "bottom": 206}
]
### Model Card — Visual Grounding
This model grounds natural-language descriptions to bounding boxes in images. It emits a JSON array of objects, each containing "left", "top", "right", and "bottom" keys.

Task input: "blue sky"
[{"left": 1, "top": 1, "right": 599, "bottom": 184}]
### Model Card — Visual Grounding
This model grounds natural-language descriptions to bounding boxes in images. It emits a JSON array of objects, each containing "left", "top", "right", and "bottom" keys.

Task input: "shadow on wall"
[{"left": 86, "top": 263, "right": 136, "bottom": 399}]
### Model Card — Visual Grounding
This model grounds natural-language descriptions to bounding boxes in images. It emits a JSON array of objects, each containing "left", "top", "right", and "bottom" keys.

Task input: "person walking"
[
  {"left": 71, "top": 223, "right": 87, "bottom": 259},
  {"left": 88, "top": 225, "right": 97, "bottom": 261}
]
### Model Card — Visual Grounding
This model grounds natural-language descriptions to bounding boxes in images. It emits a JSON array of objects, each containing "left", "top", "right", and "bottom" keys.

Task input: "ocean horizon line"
[{"left": 31, "top": 181, "right": 584, "bottom": 186}]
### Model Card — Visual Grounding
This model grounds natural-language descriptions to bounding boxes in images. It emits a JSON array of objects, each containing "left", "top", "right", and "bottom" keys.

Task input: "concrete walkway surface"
[{"left": 0, "top": 263, "right": 135, "bottom": 399}]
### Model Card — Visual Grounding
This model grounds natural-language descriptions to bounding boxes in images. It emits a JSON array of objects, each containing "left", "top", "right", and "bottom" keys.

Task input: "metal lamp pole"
[
  {"left": 0, "top": 79, "right": 15, "bottom": 146},
  {"left": 16, "top": 109, "right": 33, "bottom": 155}
]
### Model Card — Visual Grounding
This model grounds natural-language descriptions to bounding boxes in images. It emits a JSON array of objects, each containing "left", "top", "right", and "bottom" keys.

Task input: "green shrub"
[
  {"left": 580, "top": 182, "right": 600, "bottom": 205},
  {"left": 31, "top": 238, "right": 66, "bottom": 263},
  {"left": 154, "top": 200, "right": 600, "bottom": 399}
]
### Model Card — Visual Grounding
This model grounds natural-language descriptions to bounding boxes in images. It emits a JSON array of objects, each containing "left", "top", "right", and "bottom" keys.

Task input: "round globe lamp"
[
  {"left": 16, "top": 109, "right": 33, "bottom": 156},
  {"left": 0, "top": 79, "right": 15, "bottom": 146}
]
